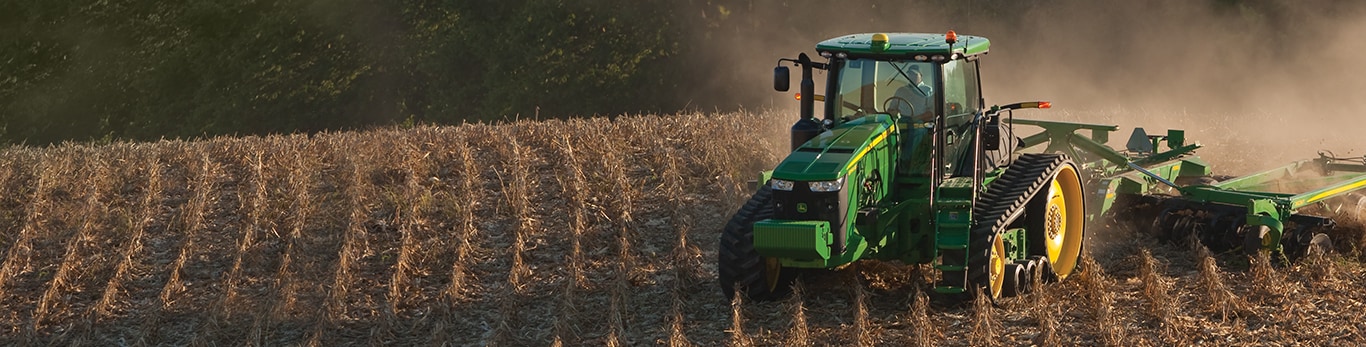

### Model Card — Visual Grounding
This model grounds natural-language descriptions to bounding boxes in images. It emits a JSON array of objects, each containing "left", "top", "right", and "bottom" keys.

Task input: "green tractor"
[
  {"left": 718, "top": 31, "right": 1084, "bottom": 301},
  {"left": 717, "top": 31, "right": 1366, "bottom": 302}
]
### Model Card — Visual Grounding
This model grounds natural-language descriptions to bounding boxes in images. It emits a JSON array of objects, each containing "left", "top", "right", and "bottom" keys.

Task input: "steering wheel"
[{"left": 882, "top": 96, "right": 914, "bottom": 116}]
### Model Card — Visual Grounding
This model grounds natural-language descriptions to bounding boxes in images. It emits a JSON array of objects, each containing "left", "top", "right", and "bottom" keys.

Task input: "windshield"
[{"left": 833, "top": 59, "right": 937, "bottom": 120}]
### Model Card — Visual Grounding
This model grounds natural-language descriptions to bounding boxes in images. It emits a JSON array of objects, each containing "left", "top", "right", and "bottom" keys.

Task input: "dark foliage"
[{"left": 0, "top": 0, "right": 1351, "bottom": 145}]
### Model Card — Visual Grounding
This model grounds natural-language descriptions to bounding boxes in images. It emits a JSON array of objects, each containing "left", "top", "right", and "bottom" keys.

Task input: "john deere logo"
[{"left": 796, "top": 203, "right": 808, "bottom": 213}]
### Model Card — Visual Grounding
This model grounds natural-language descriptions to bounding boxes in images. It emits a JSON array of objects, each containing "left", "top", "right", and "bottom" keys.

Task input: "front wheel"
[{"left": 718, "top": 186, "right": 798, "bottom": 301}]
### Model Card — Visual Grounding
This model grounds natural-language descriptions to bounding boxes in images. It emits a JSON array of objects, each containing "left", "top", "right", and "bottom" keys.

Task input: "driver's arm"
[
  {"left": 913, "top": 109, "right": 934, "bottom": 122},
  {"left": 912, "top": 94, "right": 934, "bottom": 121},
  {"left": 918, "top": 86, "right": 938, "bottom": 121}
]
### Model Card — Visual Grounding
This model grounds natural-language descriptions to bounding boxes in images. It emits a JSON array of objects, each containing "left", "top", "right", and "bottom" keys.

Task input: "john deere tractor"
[
  {"left": 717, "top": 31, "right": 1083, "bottom": 301},
  {"left": 715, "top": 31, "right": 1366, "bottom": 301}
]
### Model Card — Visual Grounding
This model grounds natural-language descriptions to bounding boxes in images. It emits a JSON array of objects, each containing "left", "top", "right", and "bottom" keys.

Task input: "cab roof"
[{"left": 815, "top": 32, "right": 990, "bottom": 59}]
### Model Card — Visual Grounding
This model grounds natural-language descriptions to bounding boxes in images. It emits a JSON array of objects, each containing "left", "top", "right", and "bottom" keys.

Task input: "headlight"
[
  {"left": 770, "top": 179, "right": 795, "bottom": 191},
  {"left": 809, "top": 178, "right": 845, "bottom": 192}
]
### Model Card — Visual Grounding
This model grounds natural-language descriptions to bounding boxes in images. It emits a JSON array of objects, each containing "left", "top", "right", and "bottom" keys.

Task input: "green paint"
[
  {"left": 753, "top": 220, "right": 832, "bottom": 260},
  {"left": 816, "top": 33, "right": 990, "bottom": 58},
  {"left": 1003, "top": 228, "right": 1027, "bottom": 259}
]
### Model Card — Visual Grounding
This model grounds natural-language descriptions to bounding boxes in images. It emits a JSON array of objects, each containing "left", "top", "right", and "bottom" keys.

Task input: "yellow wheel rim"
[
  {"left": 1044, "top": 164, "right": 1086, "bottom": 279},
  {"left": 765, "top": 257, "right": 782, "bottom": 291},
  {"left": 989, "top": 233, "right": 1006, "bottom": 298}
]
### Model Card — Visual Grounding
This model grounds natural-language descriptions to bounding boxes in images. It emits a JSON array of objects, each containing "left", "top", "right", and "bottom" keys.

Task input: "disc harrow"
[
  {"left": 1009, "top": 118, "right": 1366, "bottom": 260},
  {"left": 1136, "top": 195, "right": 1335, "bottom": 260}
]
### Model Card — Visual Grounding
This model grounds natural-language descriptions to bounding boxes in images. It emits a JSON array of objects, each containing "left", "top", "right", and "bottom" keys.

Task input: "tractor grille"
[{"left": 771, "top": 184, "right": 848, "bottom": 242}]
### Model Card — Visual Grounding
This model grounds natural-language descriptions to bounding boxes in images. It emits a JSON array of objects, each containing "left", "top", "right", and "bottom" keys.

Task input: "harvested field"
[{"left": 0, "top": 111, "right": 1364, "bottom": 346}]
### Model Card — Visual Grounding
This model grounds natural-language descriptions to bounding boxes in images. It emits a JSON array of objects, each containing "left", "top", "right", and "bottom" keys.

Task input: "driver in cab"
[
  {"left": 888, "top": 67, "right": 934, "bottom": 121},
  {"left": 888, "top": 65, "right": 934, "bottom": 175}
]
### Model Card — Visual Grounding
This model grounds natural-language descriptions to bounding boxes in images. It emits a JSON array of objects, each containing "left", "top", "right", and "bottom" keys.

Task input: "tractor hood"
[{"left": 773, "top": 115, "right": 894, "bottom": 182}]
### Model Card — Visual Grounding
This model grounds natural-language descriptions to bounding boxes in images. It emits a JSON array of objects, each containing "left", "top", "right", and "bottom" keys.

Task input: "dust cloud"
[{"left": 692, "top": 0, "right": 1366, "bottom": 175}]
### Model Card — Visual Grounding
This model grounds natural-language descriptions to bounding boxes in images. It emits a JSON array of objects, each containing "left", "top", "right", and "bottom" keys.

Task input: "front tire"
[{"left": 718, "top": 186, "right": 798, "bottom": 301}]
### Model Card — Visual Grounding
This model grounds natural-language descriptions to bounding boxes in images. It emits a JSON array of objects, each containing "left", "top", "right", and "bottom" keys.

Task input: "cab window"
[
  {"left": 940, "top": 59, "right": 982, "bottom": 177},
  {"left": 942, "top": 59, "right": 980, "bottom": 117},
  {"left": 833, "top": 58, "right": 937, "bottom": 120}
]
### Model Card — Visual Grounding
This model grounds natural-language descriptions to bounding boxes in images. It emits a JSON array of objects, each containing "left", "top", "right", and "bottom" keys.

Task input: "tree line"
[{"left": 0, "top": 0, "right": 1348, "bottom": 145}]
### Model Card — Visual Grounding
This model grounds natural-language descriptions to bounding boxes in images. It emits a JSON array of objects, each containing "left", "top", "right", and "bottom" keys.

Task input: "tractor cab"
[{"left": 775, "top": 32, "right": 992, "bottom": 178}]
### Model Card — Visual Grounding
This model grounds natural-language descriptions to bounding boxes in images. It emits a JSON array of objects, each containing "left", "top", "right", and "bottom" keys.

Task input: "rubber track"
[
  {"left": 717, "top": 186, "right": 791, "bottom": 301},
  {"left": 942, "top": 153, "right": 1073, "bottom": 293}
]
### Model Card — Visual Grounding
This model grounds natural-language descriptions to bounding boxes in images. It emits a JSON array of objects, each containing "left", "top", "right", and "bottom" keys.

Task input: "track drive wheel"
[
  {"left": 944, "top": 230, "right": 1007, "bottom": 302},
  {"left": 988, "top": 233, "right": 1007, "bottom": 297},
  {"left": 718, "top": 186, "right": 798, "bottom": 301},
  {"left": 1027, "top": 163, "right": 1086, "bottom": 280}
]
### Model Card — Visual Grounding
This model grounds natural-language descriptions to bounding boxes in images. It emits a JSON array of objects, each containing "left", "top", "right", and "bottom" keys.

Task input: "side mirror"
[
  {"left": 982, "top": 114, "right": 1001, "bottom": 151},
  {"left": 774, "top": 66, "right": 790, "bottom": 92}
]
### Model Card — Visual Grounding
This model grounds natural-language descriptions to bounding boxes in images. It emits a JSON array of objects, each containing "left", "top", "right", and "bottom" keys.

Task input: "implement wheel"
[
  {"left": 1027, "top": 163, "right": 1086, "bottom": 280},
  {"left": 718, "top": 186, "right": 798, "bottom": 301}
]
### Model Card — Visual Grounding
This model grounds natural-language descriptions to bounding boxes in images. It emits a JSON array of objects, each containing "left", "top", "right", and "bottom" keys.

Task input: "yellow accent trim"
[
  {"left": 844, "top": 127, "right": 891, "bottom": 172},
  {"left": 764, "top": 257, "right": 782, "bottom": 292},
  {"left": 1308, "top": 179, "right": 1366, "bottom": 203},
  {"left": 989, "top": 234, "right": 1006, "bottom": 298}
]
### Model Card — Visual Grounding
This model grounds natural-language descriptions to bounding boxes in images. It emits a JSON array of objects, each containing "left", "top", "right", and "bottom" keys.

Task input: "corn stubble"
[
  {"left": 907, "top": 289, "right": 940, "bottom": 347},
  {"left": 1028, "top": 275, "right": 1060, "bottom": 347},
  {"left": 95, "top": 149, "right": 163, "bottom": 319},
  {"left": 1077, "top": 254, "right": 1125, "bottom": 346},
  {"left": 728, "top": 288, "right": 752, "bottom": 347},
  {"left": 968, "top": 287, "right": 1001, "bottom": 347},
  {"left": 2, "top": 111, "right": 1366, "bottom": 345},
  {"left": 551, "top": 131, "right": 588, "bottom": 346},
  {"left": 1138, "top": 249, "right": 1185, "bottom": 343},
  {"left": 1194, "top": 243, "right": 1248, "bottom": 321},
  {"left": 784, "top": 283, "right": 811, "bottom": 347},
  {"left": 33, "top": 149, "right": 112, "bottom": 328},
  {"left": 852, "top": 274, "right": 875, "bottom": 346}
]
